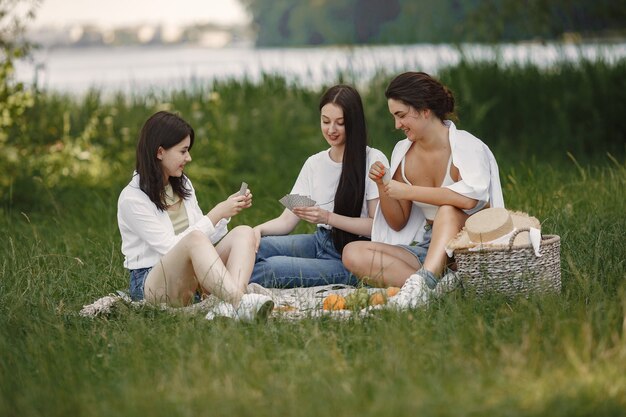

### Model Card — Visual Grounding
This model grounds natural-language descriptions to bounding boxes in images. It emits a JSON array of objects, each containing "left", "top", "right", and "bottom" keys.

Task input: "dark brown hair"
[
  {"left": 135, "top": 111, "right": 195, "bottom": 211},
  {"left": 319, "top": 85, "right": 368, "bottom": 254},
  {"left": 385, "top": 72, "right": 456, "bottom": 121}
]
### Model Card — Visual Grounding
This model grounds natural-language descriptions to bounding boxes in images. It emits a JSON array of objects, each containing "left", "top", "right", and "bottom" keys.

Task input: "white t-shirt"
[{"left": 291, "top": 146, "right": 389, "bottom": 228}]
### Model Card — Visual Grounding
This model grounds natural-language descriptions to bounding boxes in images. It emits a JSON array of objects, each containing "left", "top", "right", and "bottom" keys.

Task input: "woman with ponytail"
[
  {"left": 342, "top": 72, "right": 504, "bottom": 309},
  {"left": 250, "top": 85, "right": 388, "bottom": 288}
]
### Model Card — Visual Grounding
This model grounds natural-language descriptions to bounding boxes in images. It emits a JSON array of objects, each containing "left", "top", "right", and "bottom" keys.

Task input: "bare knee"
[
  {"left": 183, "top": 230, "right": 211, "bottom": 246},
  {"left": 435, "top": 205, "right": 467, "bottom": 226},
  {"left": 230, "top": 225, "right": 255, "bottom": 247},
  {"left": 437, "top": 204, "right": 462, "bottom": 217},
  {"left": 342, "top": 241, "right": 369, "bottom": 273}
]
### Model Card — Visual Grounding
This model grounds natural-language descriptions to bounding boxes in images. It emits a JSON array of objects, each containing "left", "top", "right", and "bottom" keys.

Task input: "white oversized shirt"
[
  {"left": 291, "top": 146, "right": 390, "bottom": 229},
  {"left": 371, "top": 121, "right": 504, "bottom": 245},
  {"left": 117, "top": 173, "right": 229, "bottom": 269}
]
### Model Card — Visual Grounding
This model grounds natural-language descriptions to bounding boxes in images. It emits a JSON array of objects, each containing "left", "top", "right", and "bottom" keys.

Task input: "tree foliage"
[
  {"left": 239, "top": 0, "right": 626, "bottom": 46},
  {"left": 1, "top": 0, "right": 38, "bottom": 195},
  {"left": 0, "top": 0, "right": 117, "bottom": 207}
]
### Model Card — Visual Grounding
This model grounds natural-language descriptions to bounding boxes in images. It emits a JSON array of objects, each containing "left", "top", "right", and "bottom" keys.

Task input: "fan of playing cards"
[{"left": 279, "top": 194, "right": 317, "bottom": 210}]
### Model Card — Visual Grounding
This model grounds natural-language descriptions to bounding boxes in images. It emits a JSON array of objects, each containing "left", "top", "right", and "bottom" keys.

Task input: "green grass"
[
  {"left": 1, "top": 60, "right": 625, "bottom": 416},
  {"left": 1, "top": 154, "right": 624, "bottom": 417}
]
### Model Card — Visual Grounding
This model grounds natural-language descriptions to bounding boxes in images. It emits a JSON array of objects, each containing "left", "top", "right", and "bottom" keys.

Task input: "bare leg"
[
  {"left": 422, "top": 205, "right": 468, "bottom": 276},
  {"left": 144, "top": 230, "right": 245, "bottom": 307},
  {"left": 342, "top": 241, "right": 422, "bottom": 287},
  {"left": 215, "top": 225, "right": 256, "bottom": 291}
]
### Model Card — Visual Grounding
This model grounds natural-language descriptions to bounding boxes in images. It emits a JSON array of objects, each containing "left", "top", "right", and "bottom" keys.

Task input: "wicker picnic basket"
[{"left": 454, "top": 228, "right": 561, "bottom": 297}]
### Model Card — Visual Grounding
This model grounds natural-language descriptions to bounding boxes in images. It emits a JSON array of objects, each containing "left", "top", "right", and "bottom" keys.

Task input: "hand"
[
  {"left": 208, "top": 191, "right": 253, "bottom": 222},
  {"left": 291, "top": 206, "right": 330, "bottom": 225},
  {"left": 252, "top": 225, "right": 262, "bottom": 252},
  {"left": 368, "top": 161, "right": 388, "bottom": 185},
  {"left": 383, "top": 180, "right": 411, "bottom": 200}
]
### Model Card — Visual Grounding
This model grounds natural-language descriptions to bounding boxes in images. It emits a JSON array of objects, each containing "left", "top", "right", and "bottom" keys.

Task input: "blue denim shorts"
[
  {"left": 129, "top": 267, "right": 152, "bottom": 301},
  {"left": 129, "top": 266, "right": 202, "bottom": 303},
  {"left": 397, "top": 224, "right": 433, "bottom": 264}
]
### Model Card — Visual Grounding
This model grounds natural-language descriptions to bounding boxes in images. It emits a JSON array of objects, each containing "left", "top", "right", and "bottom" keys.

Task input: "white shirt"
[
  {"left": 117, "top": 173, "right": 229, "bottom": 269},
  {"left": 371, "top": 121, "right": 504, "bottom": 245},
  {"left": 291, "top": 146, "right": 390, "bottom": 228}
]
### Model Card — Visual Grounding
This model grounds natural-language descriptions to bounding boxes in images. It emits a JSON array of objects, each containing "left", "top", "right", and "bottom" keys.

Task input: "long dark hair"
[
  {"left": 385, "top": 72, "right": 456, "bottom": 121},
  {"left": 319, "top": 85, "right": 368, "bottom": 254},
  {"left": 135, "top": 111, "right": 195, "bottom": 211}
]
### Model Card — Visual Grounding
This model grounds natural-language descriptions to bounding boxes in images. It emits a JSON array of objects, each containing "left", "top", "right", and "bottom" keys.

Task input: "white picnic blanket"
[{"left": 79, "top": 284, "right": 386, "bottom": 321}]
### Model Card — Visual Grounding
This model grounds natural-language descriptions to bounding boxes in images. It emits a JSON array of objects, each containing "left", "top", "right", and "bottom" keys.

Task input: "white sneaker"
[
  {"left": 205, "top": 301, "right": 237, "bottom": 320},
  {"left": 388, "top": 273, "right": 434, "bottom": 309},
  {"left": 235, "top": 293, "right": 274, "bottom": 322},
  {"left": 435, "top": 271, "right": 462, "bottom": 297}
]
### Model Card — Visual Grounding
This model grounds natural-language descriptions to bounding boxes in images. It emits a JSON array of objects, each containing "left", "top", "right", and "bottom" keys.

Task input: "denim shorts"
[
  {"left": 397, "top": 224, "right": 433, "bottom": 264},
  {"left": 129, "top": 267, "right": 152, "bottom": 301},
  {"left": 129, "top": 266, "right": 201, "bottom": 303}
]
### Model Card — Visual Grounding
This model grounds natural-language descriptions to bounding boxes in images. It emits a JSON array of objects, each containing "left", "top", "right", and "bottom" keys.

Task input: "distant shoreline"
[{"left": 15, "top": 42, "right": 626, "bottom": 96}]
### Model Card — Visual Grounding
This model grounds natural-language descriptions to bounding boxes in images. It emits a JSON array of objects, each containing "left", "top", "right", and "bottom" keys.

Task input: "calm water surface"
[{"left": 16, "top": 42, "right": 626, "bottom": 95}]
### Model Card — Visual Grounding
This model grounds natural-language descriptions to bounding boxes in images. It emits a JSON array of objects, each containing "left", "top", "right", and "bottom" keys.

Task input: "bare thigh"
[
  {"left": 144, "top": 232, "right": 216, "bottom": 306},
  {"left": 215, "top": 225, "right": 253, "bottom": 263},
  {"left": 343, "top": 241, "right": 422, "bottom": 287}
]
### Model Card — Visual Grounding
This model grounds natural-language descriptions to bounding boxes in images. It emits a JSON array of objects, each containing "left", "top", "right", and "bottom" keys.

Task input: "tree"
[
  {"left": 1, "top": 0, "right": 39, "bottom": 194},
  {"left": 239, "top": 0, "right": 626, "bottom": 46}
]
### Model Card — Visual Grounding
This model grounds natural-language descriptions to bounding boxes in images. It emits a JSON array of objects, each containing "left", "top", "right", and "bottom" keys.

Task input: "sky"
[{"left": 32, "top": 0, "right": 250, "bottom": 28}]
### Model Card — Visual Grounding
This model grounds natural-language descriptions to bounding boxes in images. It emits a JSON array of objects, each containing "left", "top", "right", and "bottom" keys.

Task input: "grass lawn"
[
  {"left": 1, "top": 60, "right": 625, "bottom": 416},
  {"left": 1, "top": 156, "right": 624, "bottom": 417}
]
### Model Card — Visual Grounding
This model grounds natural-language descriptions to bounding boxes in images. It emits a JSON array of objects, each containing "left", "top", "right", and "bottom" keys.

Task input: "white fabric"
[
  {"left": 117, "top": 173, "right": 229, "bottom": 269},
  {"left": 371, "top": 121, "right": 504, "bottom": 245},
  {"left": 290, "top": 146, "right": 389, "bottom": 228}
]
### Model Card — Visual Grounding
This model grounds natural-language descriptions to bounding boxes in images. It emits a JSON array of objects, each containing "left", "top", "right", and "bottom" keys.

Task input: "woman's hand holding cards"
[
  {"left": 207, "top": 184, "right": 252, "bottom": 223},
  {"left": 292, "top": 206, "right": 330, "bottom": 225}
]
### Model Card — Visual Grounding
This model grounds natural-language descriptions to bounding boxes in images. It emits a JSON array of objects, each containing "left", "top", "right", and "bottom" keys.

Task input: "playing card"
[
  {"left": 279, "top": 194, "right": 316, "bottom": 210},
  {"left": 279, "top": 195, "right": 293, "bottom": 210},
  {"left": 238, "top": 182, "right": 248, "bottom": 196}
]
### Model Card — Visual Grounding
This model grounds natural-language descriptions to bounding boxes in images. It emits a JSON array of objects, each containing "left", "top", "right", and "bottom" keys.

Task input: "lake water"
[{"left": 15, "top": 42, "right": 626, "bottom": 95}]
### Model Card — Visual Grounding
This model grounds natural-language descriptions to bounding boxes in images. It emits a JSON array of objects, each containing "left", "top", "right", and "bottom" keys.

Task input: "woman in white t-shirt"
[
  {"left": 342, "top": 72, "right": 504, "bottom": 309},
  {"left": 117, "top": 111, "right": 273, "bottom": 321},
  {"left": 251, "top": 85, "right": 389, "bottom": 288}
]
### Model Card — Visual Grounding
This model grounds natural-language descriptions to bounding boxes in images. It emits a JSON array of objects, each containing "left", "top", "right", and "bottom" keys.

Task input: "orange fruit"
[
  {"left": 386, "top": 287, "right": 401, "bottom": 297},
  {"left": 369, "top": 292, "right": 386, "bottom": 306},
  {"left": 323, "top": 294, "right": 346, "bottom": 310}
]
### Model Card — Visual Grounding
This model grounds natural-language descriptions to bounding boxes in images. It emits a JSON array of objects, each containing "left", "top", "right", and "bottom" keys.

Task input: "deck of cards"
[{"left": 279, "top": 194, "right": 316, "bottom": 210}]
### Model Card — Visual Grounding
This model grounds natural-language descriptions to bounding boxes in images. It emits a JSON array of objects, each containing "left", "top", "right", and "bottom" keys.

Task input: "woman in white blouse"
[
  {"left": 342, "top": 72, "right": 504, "bottom": 308},
  {"left": 117, "top": 111, "right": 273, "bottom": 321}
]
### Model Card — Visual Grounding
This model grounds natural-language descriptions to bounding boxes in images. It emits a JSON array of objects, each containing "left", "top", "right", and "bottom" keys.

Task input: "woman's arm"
[
  {"left": 291, "top": 198, "right": 379, "bottom": 237},
  {"left": 252, "top": 208, "right": 300, "bottom": 251},
  {"left": 119, "top": 196, "right": 211, "bottom": 257},
  {"left": 384, "top": 180, "right": 478, "bottom": 210},
  {"left": 369, "top": 161, "right": 413, "bottom": 231},
  {"left": 206, "top": 191, "right": 253, "bottom": 225},
  {"left": 255, "top": 208, "right": 300, "bottom": 236}
]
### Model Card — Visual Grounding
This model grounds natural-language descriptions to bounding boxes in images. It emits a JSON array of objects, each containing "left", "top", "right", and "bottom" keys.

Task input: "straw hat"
[{"left": 447, "top": 208, "right": 541, "bottom": 251}]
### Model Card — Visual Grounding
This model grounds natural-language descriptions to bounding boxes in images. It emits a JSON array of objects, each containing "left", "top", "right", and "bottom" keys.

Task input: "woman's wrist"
[{"left": 326, "top": 210, "right": 331, "bottom": 225}]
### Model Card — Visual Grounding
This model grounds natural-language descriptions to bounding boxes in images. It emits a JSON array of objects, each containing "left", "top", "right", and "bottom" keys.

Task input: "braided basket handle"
[{"left": 507, "top": 227, "right": 532, "bottom": 250}]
